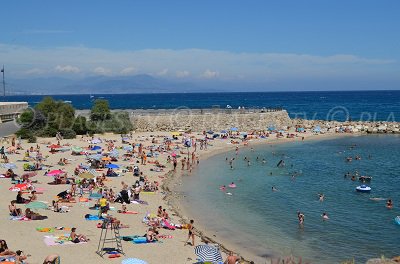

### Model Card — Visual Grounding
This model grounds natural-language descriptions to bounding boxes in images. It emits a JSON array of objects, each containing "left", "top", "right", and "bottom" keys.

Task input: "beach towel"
[
  {"left": 36, "top": 227, "right": 71, "bottom": 232},
  {"left": 10, "top": 216, "right": 30, "bottom": 221},
  {"left": 162, "top": 219, "right": 176, "bottom": 230},
  {"left": 43, "top": 235, "right": 87, "bottom": 246},
  {"left": 118, "top": 211, "right": 139, "bottom": 215},
  {"left": 84, "top": 214, "right": 103, "bottom": 221},
  {"left": 131, "top": 237, "right": 157, "bottom": 244}
]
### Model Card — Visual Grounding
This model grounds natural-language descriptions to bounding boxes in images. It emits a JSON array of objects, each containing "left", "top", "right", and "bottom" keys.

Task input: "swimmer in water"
[
  {"left": 386, "top": 199, "right": 393, "bottom": 209},
  {"left": 262, "top": 159, "right": 266, "bottom": 164},
  {"left": 272, "top": 186, "right": 278, "bottom": 192},
  {"left": 297, "top": 211, "right": 305, "bottom": 225},
  {"left": 318, "top": 193, "right": 324, "bottom": 202},
  {"left": 322, "top": 212, "right": 329, "bottom": 220}
]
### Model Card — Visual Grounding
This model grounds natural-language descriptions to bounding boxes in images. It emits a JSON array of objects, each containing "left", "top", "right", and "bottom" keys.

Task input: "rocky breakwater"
[
  {"left": 131, "top": 108, "right": 291, "bottom": 132},
  {"left": 291, "top": 119, "right": 400, "bottom": 134}
]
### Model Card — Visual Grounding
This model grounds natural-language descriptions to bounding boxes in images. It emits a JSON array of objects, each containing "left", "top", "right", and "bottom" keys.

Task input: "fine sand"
[{"left": 0, "top": 129, "right": 346, "bottom": 264}]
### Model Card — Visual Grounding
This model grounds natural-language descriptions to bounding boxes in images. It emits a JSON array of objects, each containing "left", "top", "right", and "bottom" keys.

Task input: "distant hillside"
[{"left": 6, "top": 74, "right": 222, "bottom": 95}]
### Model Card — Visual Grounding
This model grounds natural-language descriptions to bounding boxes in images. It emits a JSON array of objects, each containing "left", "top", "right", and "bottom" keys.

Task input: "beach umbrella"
[
  {"left": 71, "top": 146, "right": 83, "bottom": 153},
  {"left": 9, "top": 183, "right": 30, "bottom": 192},
  {"left": 48, "top": 144, "right": 61, "bottom": 149},
  {"left": 171, "top": 132, "right": 180, "bottom": 136},
  {"left": 89, "top": 193, "right": 103, "bottom": 199},
  {"left": 91, "top": 138, "right": 101, "bottom": 144},
  {"left": 25, "top": 201, "right": 48, "bottom": 210},
  {"left": 110, "top": 150, "right": 119, "bottom": 158},
  {"left": 207, "top": 130, "right": 214, "bottom": 134},
  {"left": 1, "top": 163, "right": 17, "bottom": 169},
  {"left": 123, "top": 145, "right": 133, "bottom": 151},
  {"left": 230, "top": 127, "right": 238, "bottom": 131},
  {"left": 194, "top": 245, "right": 223, "bottom": 263},
  {"left": 268, "top": 126, "right": 276, "bottom": 131},
  {"left": 102, "top": 157, "right": 111, "bottom": 161},
  {"left": 121, "top": 258, "right": 148, "bottom": 264},
  {"left": 88, "top": 154, "right": 102, "bottom": 161},
  {"left": 47, "top": 170, "right": 64, "bottom": 176},
  {"left": 106, "top": 164, "right": 119, "bottom": 169},
  {"left": 220, "top": 130, "right": 227, "bottom": 134},
  {"left": 91, "top": 146, "right": 101, "bottom": 151},
  {"left": 79, "top": 172, "right": 95, "bottom": 179}
]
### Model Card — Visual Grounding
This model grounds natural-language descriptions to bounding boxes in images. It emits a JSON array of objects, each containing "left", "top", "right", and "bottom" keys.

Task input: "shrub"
[{"left": 59, "top": 128, "right": 76, "bottom": 139}]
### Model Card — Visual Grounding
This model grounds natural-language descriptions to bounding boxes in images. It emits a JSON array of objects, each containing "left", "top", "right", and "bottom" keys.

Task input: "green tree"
[
  {"left": 72, "top": 116, "right": 88, "bottom": 135},
  {"left": 90, "top": 99, "right": 111, "bottom": 121}
]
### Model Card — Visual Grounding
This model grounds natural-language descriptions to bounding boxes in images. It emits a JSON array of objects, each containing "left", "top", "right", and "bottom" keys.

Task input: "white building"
[{"left": 0, "top": 102, "right": 28, "bottom": 123}]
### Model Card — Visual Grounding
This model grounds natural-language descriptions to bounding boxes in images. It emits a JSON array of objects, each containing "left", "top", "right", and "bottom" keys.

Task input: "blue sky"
[{"left": 0, "top": 0, "right": 399, "bottom": 90}]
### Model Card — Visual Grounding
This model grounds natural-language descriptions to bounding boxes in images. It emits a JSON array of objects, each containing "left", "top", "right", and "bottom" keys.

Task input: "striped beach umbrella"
[
  {"left": 121, "top": 258, "right": 148, "bottom": 264},
  {"left": 194, "top": 244, "right": 223, "bottom": 263}
]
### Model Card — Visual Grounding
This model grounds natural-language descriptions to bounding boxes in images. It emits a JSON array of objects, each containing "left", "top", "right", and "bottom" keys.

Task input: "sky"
[{"left": 0, "top": 0, "right": 399, "bottom": 91}]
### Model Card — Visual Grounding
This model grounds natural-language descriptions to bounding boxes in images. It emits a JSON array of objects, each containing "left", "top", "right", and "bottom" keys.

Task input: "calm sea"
[
  {"left": 2, "top": 90, "right": 400, "bottom": 121},
  {"left": 179, "top": 135, "right": 400, "bottom": 263}
]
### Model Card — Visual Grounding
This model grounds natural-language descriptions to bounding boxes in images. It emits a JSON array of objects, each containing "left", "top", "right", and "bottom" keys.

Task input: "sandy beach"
[{"left": 0, "top": 126, "right": 348, "bottom": 264}]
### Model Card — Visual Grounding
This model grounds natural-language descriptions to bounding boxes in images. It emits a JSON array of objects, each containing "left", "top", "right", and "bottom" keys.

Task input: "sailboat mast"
[{"left": 1, "top": 65, "right": 5, "bottom": 97}]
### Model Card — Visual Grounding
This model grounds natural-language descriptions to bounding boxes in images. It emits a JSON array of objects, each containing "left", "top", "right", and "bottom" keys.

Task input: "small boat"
[
  {"left": 359, "top": 176, "right": 372, "bottom": 182},
  {"left": 395, "top": 216, "right": 400, "bottom": 226},
  {"left": 356, "top": 185, "right": 371, "bottom": 193}
]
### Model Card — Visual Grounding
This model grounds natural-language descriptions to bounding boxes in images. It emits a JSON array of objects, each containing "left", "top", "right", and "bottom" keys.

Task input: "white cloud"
[
  {"left": 120, "top": 67, "right": 136, "bottom": 75},
  {"left": 176, "top": 70, "right": 190, "bottom": 78},
  {"left": 25, "top": 68, "right": 46, "bottom": 75},
  {"left": 54, "top": 65, "right": 80, "bottom": 73},
  {"left": 157, "top": 68, "right": 168, "bottom": 76},
  {"left": 92, "top": 67, "right": 112, "bottom": 75},
  {"left": 201, "top": 69, "right": 220, "bottom": 79},
  {"left": 0, "top": 43, "right": 397, "bottom": 81}
]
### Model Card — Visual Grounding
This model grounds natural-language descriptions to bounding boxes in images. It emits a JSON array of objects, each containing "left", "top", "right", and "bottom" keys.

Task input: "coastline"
[{"left": 162, "top": 131, "right": 353, "bottom": 263}]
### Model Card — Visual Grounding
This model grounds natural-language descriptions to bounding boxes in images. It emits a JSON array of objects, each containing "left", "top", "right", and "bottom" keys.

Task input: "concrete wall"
[{"left": 131, "top": 110, "right": 291, "bottom": 132}]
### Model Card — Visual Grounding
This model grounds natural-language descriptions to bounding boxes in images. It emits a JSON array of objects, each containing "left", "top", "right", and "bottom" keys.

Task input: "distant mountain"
[{"left": 7, "top": 74, "right": 221, "bottom": 95}]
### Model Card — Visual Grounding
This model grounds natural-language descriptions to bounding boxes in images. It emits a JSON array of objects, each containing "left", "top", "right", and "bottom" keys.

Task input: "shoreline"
[{"left": 162, "top": 131, "right": 354, "bottom": 263}]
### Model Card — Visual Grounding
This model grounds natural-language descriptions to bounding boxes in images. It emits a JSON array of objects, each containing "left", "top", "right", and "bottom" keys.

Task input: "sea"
[
  {"left": 2, "top": 90, "right": 400, "bottom": 122},
  {"left": 3, "top": 90, "right": 400, "bottom": 262},
  {"left": 179, "top": 135, "right": 400, "bottom": 263}
]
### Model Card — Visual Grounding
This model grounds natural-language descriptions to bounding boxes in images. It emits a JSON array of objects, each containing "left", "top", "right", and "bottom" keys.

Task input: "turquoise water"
[{"left": 179, "top": 135, "right": 400, "bottom": 263}]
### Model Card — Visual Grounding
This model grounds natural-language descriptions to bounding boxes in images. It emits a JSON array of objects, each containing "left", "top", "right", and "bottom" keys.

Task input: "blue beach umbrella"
[
  {"left": 106, "top": 164, "right": 120, "bottom": 169},
  {"left": 121, "top": 258, "right": 148, "bottom": 264},
  {"left": 268, "top": 126, "right": 276, "bottom": 131},
  {"left": 230, "top": 127, "right": 238, "bottom": 131},
  {"left": 91, "top": 146, "right": 101, "bottom": 151},
  {"left": 88, "top": 154, "right": 102, "bottom": 161},
  {"left": 207, "top": 130, "right": 214, "bottom": 134},
  {"left": 110, "top": 150, "right": 119, "bottom": 158},
  {"left": 123, "top": 145, "right": 133, "bottom": 151},
  {"left": 220, "top": 130, "right": 227, "bottom": 134}
]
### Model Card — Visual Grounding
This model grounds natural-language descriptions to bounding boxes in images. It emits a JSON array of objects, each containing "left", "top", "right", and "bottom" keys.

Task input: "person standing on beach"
[
  {"left": 173, "top": 157, "right": 177, "bottom": 171},
  {"left": 185, "top": 219, "right": 195, "bottom": 246}
]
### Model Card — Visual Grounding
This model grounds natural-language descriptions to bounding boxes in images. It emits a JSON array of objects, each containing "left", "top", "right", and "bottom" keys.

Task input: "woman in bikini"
[{"left": 185, "top": 219, "right": 195, "bottom": 246}]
